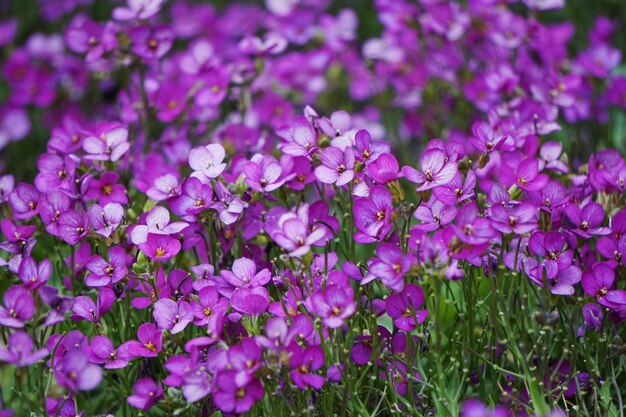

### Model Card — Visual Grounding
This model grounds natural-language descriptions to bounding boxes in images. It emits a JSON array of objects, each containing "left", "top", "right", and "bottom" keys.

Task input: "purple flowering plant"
[{"left": 1, "top": 0, "right": 626, "bottom": 416}]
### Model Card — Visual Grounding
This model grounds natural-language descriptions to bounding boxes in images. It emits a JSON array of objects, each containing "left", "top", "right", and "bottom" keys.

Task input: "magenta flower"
[
  {"left": 128, "top": 378, "right": 164, "bottom": 411},
  {"left": 432, "top": 171, "right": 476, "bottom": 205},
  {"left": 0, "top": 331, "right": 47, "bottom": 367},
  {"left": 279, "top": 116, "right": 318, "bottom": 156},
  {"left": 85, "top": 246, "right": 127, "bottom": 287},
  {"left": 113, "top": 0, "right": 164, "bottom": 21},
  {"left": 272, "top": 216, "right": 326, "bottom": 257},
  {"left": 550, "top": 265, "right": 582, "bottom": 296},
  {"left": 528, "top": 231, "right": 573, "bottom": 279},
  {"left": 58, "top": 209, "right": 88, "bottom": 245},
  {"left": 153, "top": 298, "right": 193, "bottom": 334},
  {"left": 18, "top": 257, "right": 51, "bottom": 290},
  {"left": 452, "top": 203, "right": 495, "bottom": 246},
  {"left": 385, "top": 284, "right": 428, "bottom": 331},
  {"left": 353, "top": 186, "right": 394, "bottom": 244},
  {"left": 413, "top": 200, "right": 457, "bottom": 232},
  {"left": 34, "top": 153, "right": 76, "bottom": 193},
  {"left": 130, "top": 25, "right": 173, "bottom": 61},
  {"left": 369, "top": 244, "right": 414, "bottom": 292},
  {"left": 54, "top": 350, "right": 102, "bottom": 391},
  {"left": 131, "top": 206, "right": 188, "bottom": 244},
  {"left": 401, "top": 148, "right": 458, "bottom": 191},
  {"left": 461, "top": 399, "right": 508, "bottom": 417},
  {"left": 221, "top": 257, "right": 272, "bottom": 289},
  {"left": 366, "top": 153, "right": 400, "bottom": 184},
  {"left": 289, "top": 345, "right": 325, "bottom": 390},
  {"left": 213, "top": 371, "right": 263, "bottom": 414},
  {"left": 0, "top": 219, "right": 36, "bottom": 255},
  {"left": 0, "top": 174, "right": 14, "bottom": 203},
  {"left": 213, "top": 182, "right": 246, "bottom": 225},
  {"left": 355, "top": 129, "right": 390, "bottom": 164},
  {"left": 85, "top": 172, "right": 128, "bottom": 205},
  {"left": 171, "top": 177, "right": 213, "bottom": 220},
  {"left": 39, "top": 191, "right": 71, "bottom": 237},
  {"left": 88, "top": 203, "right": 123, "bottom": 238},
  {"left": 314, "top": 146, "right": 355, "bottom": 186},
  {"left": 509, "top": 158, "right": 549, "bottom": 192},
  {"left": 127, "top": 323, "right": 163, "bottom": 358},
  {"left": 582, "top": 263, "right": 626, "bottom": 308},
  {"left": 70, "top": 288, "right": 115, "bottom": 322},
  {"left": 191, "top": 286, "right": 229, "bottom": 334},
  {"left": 310, "top": 284, "right": 355, "bottom": 328},
  {"left": 138, "top": 234, "right": 182, "bottom": 262},
  {"left": 563, "top": 202, "right": 611, "bottom": 238},
  {"left": 469, "top": 121, "right": 513, "bottom": 153},
  {"left": 0, "top": 286, "right": 34, "bottom": 328},
  {"left": 146, "top": 174, "right": 181, "bottom": 202},
  {"left": 489, "top": 203, "right": 537, "bottom": 235},
  {"left": 230, "top": 287, "right": 270, "bottom": 316},
  {"left": 8, "top": 183, "right": 41, "bottom": 220},
  {"left": 243, "top": 156, "right": 286, "bottom": 192},
  {"left": 86, "top": 336, "right": 132, "bottom": 369},
  {"left": 540, "top": 142, "right": 569, "bottom": 173},
  {"left": 189, "top": 144, "right": 227, "bottom": 182},
  {"left": 82, "top": 122, "right": 130, "bottom": 162}
]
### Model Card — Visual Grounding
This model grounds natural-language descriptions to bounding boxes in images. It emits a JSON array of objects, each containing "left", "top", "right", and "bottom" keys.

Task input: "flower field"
[{"left": 1, "top": 0, "right": 626, "bottom": 415}]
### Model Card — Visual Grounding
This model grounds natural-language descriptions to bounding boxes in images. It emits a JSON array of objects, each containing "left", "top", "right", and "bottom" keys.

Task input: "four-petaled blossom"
[
  {"left": 402, "top": 149, "right": 458, "bottom": 191},
  {"left": 369, "top": 243, "right": 414, "bottom": 292},
  {"left": 385, "top": 284, "right": 428, "bottom": 331},
  {"left": 315, "top": 146, "right": 355, "bottom": 186},
  {"left": 0, "top": 331, "right": 48, "bottom": 367},
  {"left": 189, "top": 144, "right": 227, "bottom": 182},
  {"left": 153, "top": 298, "right": 193, "bottom": 334},
  {"left": 82, "top": 122, "right": 130, "bottom": 162},
  {"left": 310, "top": 285, "right": 355, "bottom": 328},
  {"left": 128, "top": 378, "right": 164, "bottom": 411}
]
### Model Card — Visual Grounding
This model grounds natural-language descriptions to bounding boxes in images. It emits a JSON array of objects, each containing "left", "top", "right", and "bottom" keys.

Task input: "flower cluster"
[{"left": 0, "top": 0, "right": 626, "bottom": 416}]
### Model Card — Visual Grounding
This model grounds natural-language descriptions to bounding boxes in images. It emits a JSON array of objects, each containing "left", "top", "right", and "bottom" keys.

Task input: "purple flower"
[
  {"left": 353, "top": 186, "right": 394, "bottom": 243},
  {"left": 452, "top": 203, "right": 495, "bottom": 246},
  {"left": 153, "top": 298, "right": 193, "bottom": 334},
  {"left": 289, "top": 345, "right": 325, "bottom": 390},
  {"left": 138, "top": 234, "right": 182, "bottom": 262},
  {"left": 70, "top": 288, "right": 115, "bottom": 322},
  {"left": 355, "top": 129, "right": 390, "bottom": 164},
  {"left": 239, "top": 32, "right": 287, "bottom": 55},
  {"left": 8, "top": 183, "right": 41, "bottom": 220},
  {"left": 540, "top": 142, "right": 568, "bottom": 173},
  {"left": 366, "top": 153, "right": 400, "bottom": 184},
  {"left": 17, "top": 257, "right": 51, "bottom": 290},
  {"left": 113, "top": 0, "right": 164, "bottom": 21},
  {"left": 581, "top": 303, "right": 603, "bottom": 331},
  {"left": 279, "top": 116, "right": 318, "bottom": 156},
  {"left": 131, "top": 206, "right": 188, "bottom": 244},
  {"left": 0, "top": 286, "right": 34, "bottom": 328},
  {"left": 369, "top": 244, "right": 414, "bottom": 292},
  {"left": 191, "top": 286, "right": 228, "bottom": 335},
  {"left": 401, "top": 148, "right": 458, "bottom": 191},
  {"left": 88, "top": 203, "right": 123, "bottom": 238},
  {"left": 34, "top": 153, "right": 76, "bottom": 193},
  {"left": 315, "top": 146, "right": 355, "bottom": 186},
  {"left": 130, "top": 25, "right": 173, "bottom": 61},
  {"left": 528, "top": 231, "right": 573, "bottom": 279},
  {"left": 213, "top": 182, "right": 246, "bottom": 225},
  {"left": 82, "top": 122, "right": 130, "bottom": 162},
  {"left": 582, "top": 263, "right": 626, "bottom": 308},
  {"left": 128, "top": 378, "right": 164, "bottom": 411},
  {"left": 489, "top": 203, "right": 537, "bottom": 235},
  {"left": 213, "top": 371, "right": 263, "bottom": 414},
  {"left": 54, "top": 350, "right": 102, "bottom": 391},
  {"left": 551, "top": 265, "right": 582, "bottom": 296},
  {"left": 0, "top": 220, "right": 36, "bottom": 255},
  {"left": 86, "top": 172, "right": 128, "bottom": 205},
  {"left": 461, "top": 399, "right": 509, "bottom": 417},
  {"left": 272, "top": 216, "right": 326, "bottom": 257},
  {"left": 221, "top": 257, "right": 272, "bottom": 289},
  {"left": 310, "top": 284, "right": 355, "bottom": 328},
  {"left": 433, "top": 170, "right": 476, "bottom": 205},
  {"left": 243, "top": 156, "right": 286, "bottom": 192},
  {"left": 86, "top": 336, "right": 132, "bottom": 369},
  {"left": 39, "top": 191, "right": 71, "bottom": 237},
  {"left": 146, "top": 174, "right": 181, "bottom": 202},
  {"left": 470, "top": 121, "right": 513, "bottom": 153},
  {"left": 413, "top": 199, "right": 457, "bottom": 232},
  {"left": 85, "top": 246, "right": 127, "bottom": 287},
  {"left": 0, "top": 174, "right": 14, "bottom": 203},
  {"left": 58, "top": 209, "right": 88, "bottom": 245},
  {"left": 385, "top": 284, "right": 428, "bottom": 331},
  {"left": 563, "top": 202, "right": 611, "bottom": 238},
  {"left": 509, "top": 158, "right": 549, "bottom": 192},
  {"left": 171, "top": 177, "right": 213, "bottom": 220},
  {"left": 189, "top": 144, "right": 227, "bottom": 182},
  {"left": 0, "top": 331, "right": 48, "bottom": 367},
  {"left": 127, "top": 323, "right": 163, "bottom": 358},
  {"left": 230, "top": 287, "right": 270, "bottom": 316}
]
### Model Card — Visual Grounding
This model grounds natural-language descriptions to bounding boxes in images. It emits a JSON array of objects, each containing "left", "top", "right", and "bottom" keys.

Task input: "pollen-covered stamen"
[
  {"left": 376, "top": 210, "right": 385, "bottom": 221},
  {"left": 336, "top": 164, "right": 346, "bottom": 174},
  {"left": 580, "top": 221, "right": 589, "bottom": 230},
  {"left": 155, "top": 247, "right": 166, "bottom": 258},
  {"left": 425, "top": 169, "right": 433, "bottom": 181}
]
